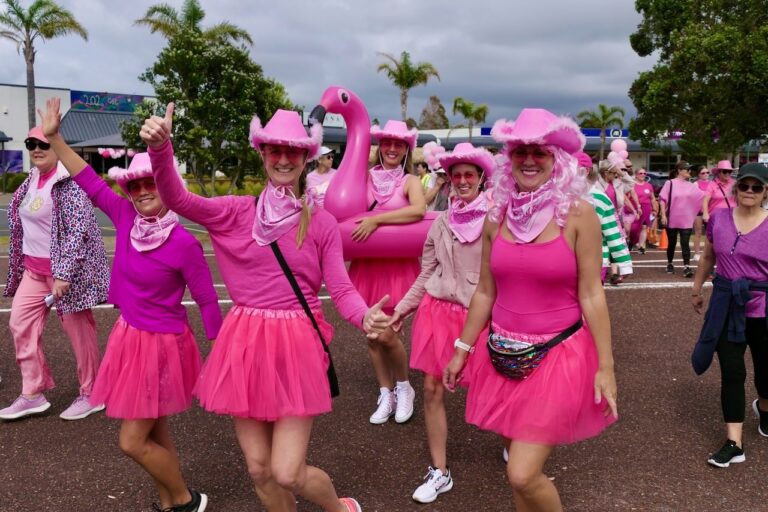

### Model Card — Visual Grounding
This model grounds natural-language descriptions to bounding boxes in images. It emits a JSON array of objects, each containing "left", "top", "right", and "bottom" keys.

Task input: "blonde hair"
[{"left": 295, "top": 165, "right": 311, "bottom": 248}]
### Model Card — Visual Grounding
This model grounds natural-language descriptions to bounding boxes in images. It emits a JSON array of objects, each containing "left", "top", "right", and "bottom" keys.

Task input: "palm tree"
[
  {"left": 452, "top": 97, "right": 488, "bottom": 143},
  {"left": 377, "top": 51, "right": 440, "bottom": 122},
  {"left": 0, "top": 0, "right": 87, "bottom": 130},
  {"left": 135, "top": 0, "right": 252, "bottom": 44},
  {"left": 576, "top": 104, "right": 626, "bottom": 159}
]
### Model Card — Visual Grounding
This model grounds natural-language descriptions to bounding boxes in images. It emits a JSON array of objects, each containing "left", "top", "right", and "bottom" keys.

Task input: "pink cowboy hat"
[
  {"left": 574, "top": 151, "right": 594, "bottom": 170},
  {"left": 108, "top": 153, "right": 181, "bottom": 194},
  {"left": 712, "top": 160, "right": 735, "bottom": 174},
  {"left": 490, "top": 108, "right": 585, "bottom": 154},
  {"left": 438, "top": 142, "right": 496, "bottom": 178},
  {"left": 249, "top": 109, "right": 323, "bottom": 160},
  {"left": 370, "top": 120, "right": 418, "bottom": 151}
]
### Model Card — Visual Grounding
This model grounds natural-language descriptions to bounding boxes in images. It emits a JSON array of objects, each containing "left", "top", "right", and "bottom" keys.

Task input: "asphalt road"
[{"left": 0, "top": 250, "right": 766, "bottom": 511}]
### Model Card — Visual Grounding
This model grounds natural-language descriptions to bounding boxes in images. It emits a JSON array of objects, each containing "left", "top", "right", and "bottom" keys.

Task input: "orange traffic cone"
[{"left": 657, "top": 229, "right": 668, "bottom": 250}]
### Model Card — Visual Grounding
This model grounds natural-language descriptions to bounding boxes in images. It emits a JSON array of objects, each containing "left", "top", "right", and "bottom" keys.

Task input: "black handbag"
[
  {"left": 487, "top": 319, "right": 583, "bottom": 380},
  {"left": 269, "top": 241, "right": 340, "bottom": 398}
]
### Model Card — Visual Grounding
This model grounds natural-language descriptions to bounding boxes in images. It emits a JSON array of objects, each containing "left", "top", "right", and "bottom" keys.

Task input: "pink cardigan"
[
  {"left": 148, "top": 141, "right": 369, "bottom": 327},
  {"left": 395, "top": 212, "right": 483, "bottom": 316}
]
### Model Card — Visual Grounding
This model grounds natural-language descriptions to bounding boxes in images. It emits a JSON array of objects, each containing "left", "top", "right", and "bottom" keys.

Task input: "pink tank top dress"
[
  {"left": 347, "top": 173, "right": 421, "bottom": 315},
  {"left": 464, "top": 230, "right": 616, "bottom": 445}
]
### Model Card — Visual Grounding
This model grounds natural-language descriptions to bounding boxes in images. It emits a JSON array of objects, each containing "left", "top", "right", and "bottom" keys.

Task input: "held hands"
[
  {"left": 363, "top": 295, "right": 391, "bottom": 339},
  {"left": 387, "top": 311, "right": 404, "bottom": 333},
  {"left": 37, "top": 98, "right": 62, "bottom": 139},
  {"left": 594, "top": 368, "right": 618, "bottom": 419},
  {"left": 351, "top": 216, "right": 380, "bottom": 242},
  {"left": 442, "top": 350, "right": 469, "bottom": 392},
  {"left": 51, "top": 279, "right": 70, "bottom": 299},
  {"left": 140, "top": 103, "right": 174, "bottom": 148}
]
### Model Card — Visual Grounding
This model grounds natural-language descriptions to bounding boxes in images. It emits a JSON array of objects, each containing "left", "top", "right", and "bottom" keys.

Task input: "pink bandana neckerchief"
[
  {"left": 448, "top": 192, "right": 489, "bottom": 243},
  {"left": 504, "top": 180, "right": 556, "bottom": 243},
  {"left": 252, "top": 180, "right": 311, "bottom": 246},
  {"left": 369, "top": 165, "right": 407, "bottom": 205},
  {"left": 130, "top": 210, "right": 179, "bottom": 252}
]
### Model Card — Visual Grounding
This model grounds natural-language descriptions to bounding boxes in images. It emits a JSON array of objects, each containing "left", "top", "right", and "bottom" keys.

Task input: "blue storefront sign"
[
  {"left": 480, "top": 126, "right": 630, "bottom": 138},
  {"left": 70, "top": 90, "right": 145, "bottom": 112}
]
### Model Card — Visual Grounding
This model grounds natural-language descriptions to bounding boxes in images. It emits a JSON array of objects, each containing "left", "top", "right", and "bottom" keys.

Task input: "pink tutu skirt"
[
  {"left": 90, "top": 317, "right": 202, "bottom": 420},
  {"left": 410, "top": 294, "right": 472, "bottom": 382},
  {"left": 348, "top": 257, "right": 420, "bottom": 315},
  {"left": 194, "top": 306, "right": 334, "bottom": 421},
  {"left": 465, "top": 322, "right": 616, "bottom": 445}
]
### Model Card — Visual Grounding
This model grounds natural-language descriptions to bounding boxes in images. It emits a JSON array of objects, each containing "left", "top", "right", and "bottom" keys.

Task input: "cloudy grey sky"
[{"left": 0, "top": 0, "right": 654, "bottom": 126}]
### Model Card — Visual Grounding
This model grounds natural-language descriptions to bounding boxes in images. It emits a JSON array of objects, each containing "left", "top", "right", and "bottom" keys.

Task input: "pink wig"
[{"left": 489, "top": 145, "right": 590, "bottom": 226}]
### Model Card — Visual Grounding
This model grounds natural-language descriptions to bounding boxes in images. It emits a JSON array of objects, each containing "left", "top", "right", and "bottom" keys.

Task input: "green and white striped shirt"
[{"left": 589, "top": 185, "right": 632, "bottom": 275}]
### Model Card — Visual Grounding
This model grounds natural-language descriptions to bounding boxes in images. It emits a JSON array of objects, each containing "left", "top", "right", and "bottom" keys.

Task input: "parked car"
[{"left": 646, "top": 170, "right": 669, "bottom": 196}]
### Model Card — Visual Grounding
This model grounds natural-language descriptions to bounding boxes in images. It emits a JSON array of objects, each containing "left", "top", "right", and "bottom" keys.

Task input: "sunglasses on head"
[
  {"left": 25, "top": 139, "right": 51, "bottom": 151},
  {"left": 126, "top": 178, "right": 158, "bottom": 197},
  {"left": 736, "top": 182, "right": 766, "bottom": 194}
]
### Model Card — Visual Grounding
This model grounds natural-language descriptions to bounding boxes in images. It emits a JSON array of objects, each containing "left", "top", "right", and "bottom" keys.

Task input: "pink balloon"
[
  {"left": 315, "top": 86, "right": 435, "bottom": 259},
  {"left": 610, "top": 139, "right": 627, "bottom": 153},
  {"left": 607, "top": 151, "right": 619, "bottom": 160},
  {"left": 619, "top": 150, "right": 629, "bottom": 159}
]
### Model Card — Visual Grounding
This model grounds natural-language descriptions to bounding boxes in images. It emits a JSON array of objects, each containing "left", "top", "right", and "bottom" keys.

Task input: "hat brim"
[
  {"left": 736, "top": 172, "right": 768, "bottom": 184},
  {"left": 438, "top": 150, "right": 496, "bottom": 178},
  {"left": 491, "top": 116, "right": 585, "bottom": 154},
  {"left": 250, "top": 118, "right": 323, "bottom": 160},
  {"left": 370, "top": 125, "right": 418, "bottom": 151}
]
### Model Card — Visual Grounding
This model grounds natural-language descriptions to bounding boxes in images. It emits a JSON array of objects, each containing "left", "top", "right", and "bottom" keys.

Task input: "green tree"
[
  {"left": 419, "top": 95, "right": 449, "bottom": 129},
  {"left": 123, "top": 32, "right": 292, "bottom": 196},
  {"left": 576, "top": 104, "right": 625, "bottom": 159},
  {"left": 628, "top": 1, "right": 768, "bottom": 157},
  {"left": 377, "top": 51, "right": 440, "bottom": 122},
  {"left": 135, "top": 0, "right": 252, "bottom": 44},
  {"left": 0, "top": 0, "right": 87, "bottom": 129},
  {"left": 452, "top": 97, "right": 488, "bottom": 143}
]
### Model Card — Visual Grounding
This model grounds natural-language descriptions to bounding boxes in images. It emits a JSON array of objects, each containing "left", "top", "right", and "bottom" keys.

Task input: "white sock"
[
  {"left": 396, "top": 380, "right": 410, "bottom": 389},
  {"left": 379, "top": 387, "right": 391, "bottom": 396}
]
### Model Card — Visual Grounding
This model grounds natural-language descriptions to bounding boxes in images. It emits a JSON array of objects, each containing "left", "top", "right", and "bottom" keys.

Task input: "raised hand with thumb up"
[
  {"left": 140, "top": 102, "right": 174, "bottom": 148},
  {"left": 363, "top": 294, "right": 391, "bottom": 339}
]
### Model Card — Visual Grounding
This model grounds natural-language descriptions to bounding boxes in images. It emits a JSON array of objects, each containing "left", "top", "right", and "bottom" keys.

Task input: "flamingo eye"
[{"left": 339, "top": 90, "right": 349, "bottom": 104}]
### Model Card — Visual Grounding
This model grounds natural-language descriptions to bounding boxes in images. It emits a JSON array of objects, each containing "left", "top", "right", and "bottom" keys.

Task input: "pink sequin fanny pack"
[{"left": 487, "top": 319, "right": 582, "bottom": 380}]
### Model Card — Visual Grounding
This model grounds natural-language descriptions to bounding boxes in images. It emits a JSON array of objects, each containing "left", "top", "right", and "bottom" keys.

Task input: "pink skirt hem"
[{"left": 349, "top": 257, "right": 420, "bottom": 315}]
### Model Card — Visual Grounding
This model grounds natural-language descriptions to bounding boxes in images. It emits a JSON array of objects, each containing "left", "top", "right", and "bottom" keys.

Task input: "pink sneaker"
[
  {"left": 59, "top": 394, "right": 105, "bottom": 421},
  {"left": 339, "top": 497, "right": 362, "bottom": 512},
  {"left": 0, "top": 394, "right": 51, "bottom": 420}
]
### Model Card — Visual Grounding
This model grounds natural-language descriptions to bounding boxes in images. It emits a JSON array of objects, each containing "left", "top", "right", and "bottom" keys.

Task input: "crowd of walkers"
[{"left": 1, "top": 96, "right": 767, "bottom": 511}]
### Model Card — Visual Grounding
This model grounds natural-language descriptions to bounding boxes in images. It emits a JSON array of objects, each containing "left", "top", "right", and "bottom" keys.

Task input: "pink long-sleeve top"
[
  {"left": 148, "top": 141, "right": 369, "bottom": 328},
  {"left": 74, "top": 166, "right": 222, "bottom": 338}
]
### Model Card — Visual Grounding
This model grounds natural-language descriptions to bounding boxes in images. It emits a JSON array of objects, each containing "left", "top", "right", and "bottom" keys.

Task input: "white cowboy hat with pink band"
[
  {"left": 249, "top": 109, "right": 323, "bottom": 160},
  {"left": 370, "top": 120, "right": 418, "bottom": 151},
  {"left": 108, "top": 152, "right": 183, "bottom": 194},
  {"left": 491, "top": 108, "right": 585, "bottom": 154},
  {"left": 438, "top": 142, "right": 496, "bottom": 179}
]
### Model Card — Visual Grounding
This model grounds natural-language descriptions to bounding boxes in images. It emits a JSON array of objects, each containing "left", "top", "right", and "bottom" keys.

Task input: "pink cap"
[{"left": 26, "top": 126, "right": 48, "bottom": 143}]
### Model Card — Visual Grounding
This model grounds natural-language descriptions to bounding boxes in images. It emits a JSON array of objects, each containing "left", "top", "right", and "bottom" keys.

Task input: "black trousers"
[
  {"left": 716, "top": 317, "right": 768, "bottom": 423},
  {"left": 666, "top": 228, "right": 692, "bottom": 266}
]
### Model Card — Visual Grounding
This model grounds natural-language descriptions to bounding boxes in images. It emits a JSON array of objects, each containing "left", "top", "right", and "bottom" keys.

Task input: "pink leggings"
[{"left": 8, "top": 270, "right": 100, "bottom": 396}]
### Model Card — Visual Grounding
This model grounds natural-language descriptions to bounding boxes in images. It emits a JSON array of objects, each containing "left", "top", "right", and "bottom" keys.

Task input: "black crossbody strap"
[
  {"left": 666, "top": 180, "right": 674, "bottom": 218},
  {"left": 489, "top": 318, "right": 583, "bottom": 349},
  {"left": 368, "top": 200, "right": 378, "bottom": 211},
  {"left": 716, "top": 182, "right": 731, "bottom": 209},
  {"left": 269, "top": 241, "right": 340, "bottom": 397}
]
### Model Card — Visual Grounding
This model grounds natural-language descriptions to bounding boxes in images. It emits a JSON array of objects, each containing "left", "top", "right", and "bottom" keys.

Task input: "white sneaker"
[
  {"left": 503, "top": 447, "right": 509, "bottom": 463},
  {"left": 394, "top": 382, "right": 415, "bottom": 423},
  {"left": 412, "top": 466, "right": 453, "bottom": 504},
  {"left": 694, "top": 253, "right": 701, "bottom": 262},
  {"left": 369, "top": 390, "right": 396, "bottom": 424}
]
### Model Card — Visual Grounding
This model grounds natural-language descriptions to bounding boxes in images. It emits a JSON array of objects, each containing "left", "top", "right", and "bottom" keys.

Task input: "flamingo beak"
[{"left": 309, "top": 105, "right": 326, "bottom": 125}]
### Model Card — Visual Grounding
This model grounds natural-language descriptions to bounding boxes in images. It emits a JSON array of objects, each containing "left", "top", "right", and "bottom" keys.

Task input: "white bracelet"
[{"left": 454, "top": 339, "right": 474, "bottom": 353}]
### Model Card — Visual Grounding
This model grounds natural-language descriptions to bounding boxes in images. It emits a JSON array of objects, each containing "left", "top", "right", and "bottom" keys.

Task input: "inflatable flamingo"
[{"left": 309, "top": 86, "right": 437, "bottom": 259}]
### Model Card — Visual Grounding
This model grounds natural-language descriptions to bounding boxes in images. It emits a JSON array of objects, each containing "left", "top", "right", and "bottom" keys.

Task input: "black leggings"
[
  {"left": 666, "top": 228, "right": 692, "bottom": 265},
  {"left": 716, "top": 317, "right": 768, "bottom": 423}
]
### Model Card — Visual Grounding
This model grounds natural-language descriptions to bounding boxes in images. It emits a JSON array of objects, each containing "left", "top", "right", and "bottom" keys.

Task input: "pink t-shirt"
[
  {"left": 705, "top": 178, "right": 735, "bottom": 211},
  {"left": 659, "top": 179, "right": 706, "bottom": 229},
  {"left": 19, "top": 165, "right": 69, "bottom": 260},
  {"left": 148, "top": 141, "right": 369, "bottom": 328},
  {"left": 306, "top": 168, "right": 337, "bottom": 207},
  {"left": 634, "top": 182, "right": 654, "bottom": 205}
]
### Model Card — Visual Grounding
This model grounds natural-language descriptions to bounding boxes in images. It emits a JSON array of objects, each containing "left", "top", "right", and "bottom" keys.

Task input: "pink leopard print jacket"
[{"left": 5, "top": 168, "right": 109, "bottom": 314}]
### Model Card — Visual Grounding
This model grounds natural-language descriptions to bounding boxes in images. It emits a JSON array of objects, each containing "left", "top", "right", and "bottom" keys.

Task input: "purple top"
[
  {"left": 74, "top": 166, "right": 222, "bottom": 338},
  {"left": 707, "top": 208, "right": 768, "bottom": 317},
  {"left": 148, "top": 141, "right": 369, "bottom": 328},
  {"left": 659, "top": 179, "right": 706, "bottom": 229}
]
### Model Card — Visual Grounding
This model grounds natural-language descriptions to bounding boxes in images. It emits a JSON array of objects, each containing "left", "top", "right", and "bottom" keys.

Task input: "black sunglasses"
[
  {"left": 25, "top": 139, "right": 51, "bottom": 151},
  {"left": 736, "top": 182, "right": 766, "bottom": 194}
]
